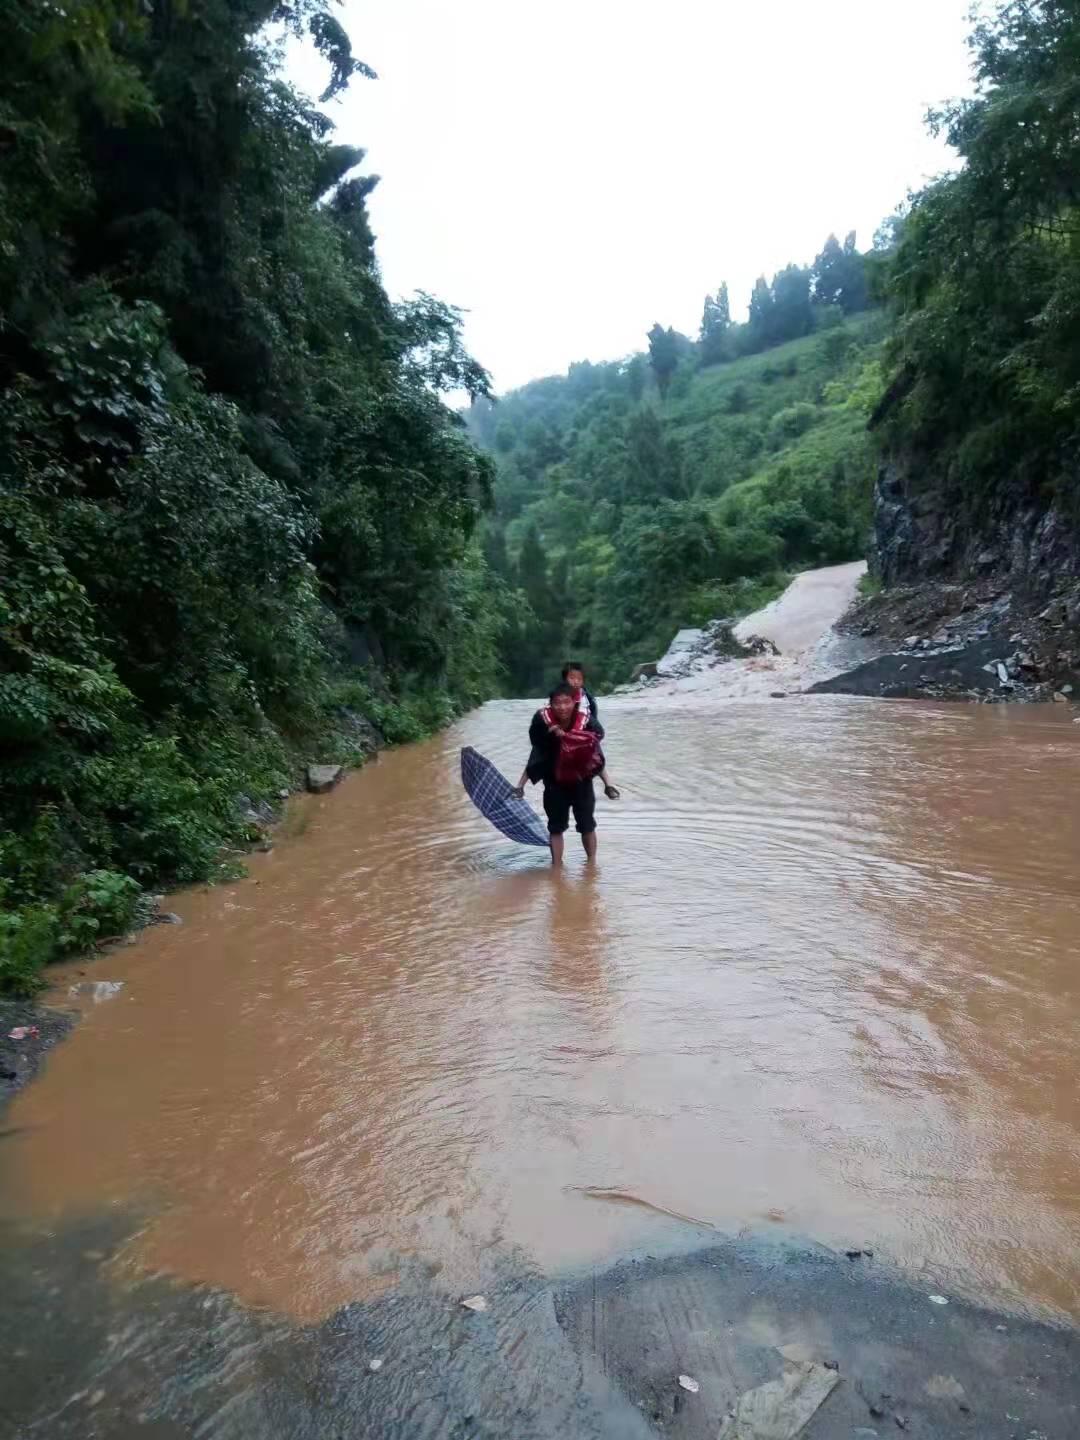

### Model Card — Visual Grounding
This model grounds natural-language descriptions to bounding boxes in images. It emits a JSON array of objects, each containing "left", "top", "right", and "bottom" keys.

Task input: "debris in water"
[
  {"left": 368, "top": 1358, "right": 383, "bottom": 1372},
  {"left": 565, "top": 1185, "right": 714, "bottom": 1229},
  {"left": 824, "top": 1360, "right": 840, "bottom": 1372},
  {"left": 460, "top": 1295, "right": 488, "bottom": 1313},
  {"left": 69, "top": 981, "right": 124, "bottom": 1003},
  {"left": 925, "top": 1375, "right": 966, "bottom": 1401},
  {"left": 718, "top": 1360, "right": 840, "bottom": 1439},
  {"left": 678, "top": 1375, "right": 700, "bottom": 1394},
  {"left": 7, "top": 1026, "right": 38, "bottom": 1041},
  {"left": 928, "top": 1294, "right": 949, "bottom": 1305},
  {"left": 845, "top": 1248, "right": 865, "bottom": 1260}
]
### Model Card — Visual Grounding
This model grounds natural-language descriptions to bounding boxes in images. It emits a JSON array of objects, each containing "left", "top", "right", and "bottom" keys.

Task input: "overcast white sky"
[{"left": 289, "top": 0, "right": 974, "bottom": 393}]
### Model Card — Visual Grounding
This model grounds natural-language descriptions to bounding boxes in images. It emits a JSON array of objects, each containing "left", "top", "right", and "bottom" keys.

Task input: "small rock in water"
[
  {"left": 306, "top": 763, "right": 343, "bottom": 794},
  {"left": 677, "top": 1375, "right": 700, "bottom": 1394},
  {"left": 460, "top": 1294, "right": 488, "bottom": 1313},
  {"left": 996, "top": 663, "right": 1010, "bottom": 684},
  {"left": 903, "top": 635, "right": 920, "bottom": 649},
  {"left": 1053, "top": 691, "right": 1069, "bottom": 703},
  {"left": 157, "top": 911, "right": 183, "bottom": 926}
]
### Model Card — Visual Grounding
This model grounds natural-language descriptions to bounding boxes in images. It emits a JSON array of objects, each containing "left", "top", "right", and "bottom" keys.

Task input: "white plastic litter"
[
  {"left": 678, "top": 1374, "right": 700, "bottom": 1394},
  {"left": 460, "top": 1294, "right": 488, "bottom": 1313},
  {"left": 717, "top": 1360, "right": 840, "bottom": 1440}
]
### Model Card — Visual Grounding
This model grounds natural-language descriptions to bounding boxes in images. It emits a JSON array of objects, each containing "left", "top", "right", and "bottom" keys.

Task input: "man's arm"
[{"left": 513, "top": 712, "right": 547, "bottom": 796}]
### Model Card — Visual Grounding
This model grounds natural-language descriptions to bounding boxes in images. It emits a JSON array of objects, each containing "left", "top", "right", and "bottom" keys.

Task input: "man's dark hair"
[
  {"left": 549, "top": 681, "right": 575, "bottom": 702},
  {"left": 561, "top": 661, "right": 586, "bottom": 680}
]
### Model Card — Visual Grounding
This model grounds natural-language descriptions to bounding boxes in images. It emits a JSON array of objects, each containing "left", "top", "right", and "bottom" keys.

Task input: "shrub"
[
  {"left": 58, "top": 870, "right": 141, "bottom": 952},
  {"left": 767, "top": 403, "right": 818, "bottom": 449},
  {"left": 0, "top": 906, "right": 60, "bottom": 997}
]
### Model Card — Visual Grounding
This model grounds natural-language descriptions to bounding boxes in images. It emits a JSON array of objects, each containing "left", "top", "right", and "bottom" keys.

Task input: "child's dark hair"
[
  {"left": 549, "top": 681, "right": 575, "bottom": 702},
  {"left": 561, "top": 661, "right": 586, "bottom": 680}
]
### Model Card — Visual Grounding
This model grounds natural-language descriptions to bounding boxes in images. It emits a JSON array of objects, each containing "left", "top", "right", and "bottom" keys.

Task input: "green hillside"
[{"left": 470, "top": 309, "right": 887, "bottom": 691}]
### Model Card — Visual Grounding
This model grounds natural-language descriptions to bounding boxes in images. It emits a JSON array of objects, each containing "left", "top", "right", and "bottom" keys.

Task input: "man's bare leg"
[
  {"left": 582, "top": 830, "right": 597, "bottom": 862},
  {"left": 549, "top": 832, "right": 565, "bottom": 867}
]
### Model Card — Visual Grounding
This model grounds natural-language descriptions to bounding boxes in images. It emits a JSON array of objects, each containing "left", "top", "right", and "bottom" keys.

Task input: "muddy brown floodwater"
[{"left": 2, "top": 696, "right": 1080, "bottom": 1331}]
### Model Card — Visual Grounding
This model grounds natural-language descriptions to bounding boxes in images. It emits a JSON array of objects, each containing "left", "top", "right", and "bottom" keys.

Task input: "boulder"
[
  {"left": 631, "top": 661, "right": 659, "bottom": 681},
  {"left": 306, "top": 764, "right": 344, "bottom": 794}
]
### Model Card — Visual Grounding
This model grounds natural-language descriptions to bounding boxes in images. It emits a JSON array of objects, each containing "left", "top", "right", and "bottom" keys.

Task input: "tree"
[
  {"left": 625, "top": 409, "right": 682, "bottom": 503},
  {"left": 699, "top": 282, "right": 732, "bottom": 366},
  {"left": 771, "top": 265, "right": 814, "bottom": 340},
  {"left": 744, "top": 276, "right": 775, "bottom": 352},
  {"left": 878, "top": 0, "right": 1080, "bottom": 482},
  {"left": 625, "top": 354, "right": 646, "bottom": 402},
  {"left": 647, "top": 323, "right": 680, "bottom": 398},
  {"left": 812, "top": 232, "right": 868, "bottom": 313},
  {"left": 0, "top": 0, "right": 517, "bottom": 989},
  {"left": 512, "top": 525, "right": 563, "bottom": 691}
]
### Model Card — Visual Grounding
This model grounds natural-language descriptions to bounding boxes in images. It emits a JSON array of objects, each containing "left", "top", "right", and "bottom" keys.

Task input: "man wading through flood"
[{"left": 513, "top": 680, "right": 618, "bottom": 865}]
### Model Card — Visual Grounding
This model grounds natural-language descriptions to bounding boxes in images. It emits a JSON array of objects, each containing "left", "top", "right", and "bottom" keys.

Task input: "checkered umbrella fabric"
[{"left": 460, "top": 746, "right": 550, "bottom": 847}]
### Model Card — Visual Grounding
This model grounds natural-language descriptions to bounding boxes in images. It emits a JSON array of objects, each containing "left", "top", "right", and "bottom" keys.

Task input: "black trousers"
[{"left": 542, "top": 777, "right": 596, "bottom": 835}]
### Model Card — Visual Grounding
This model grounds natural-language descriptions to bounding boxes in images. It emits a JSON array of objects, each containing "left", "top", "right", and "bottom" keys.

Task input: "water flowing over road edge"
[
  {"left": 3, "top": 565, "right": 1080, "bottom": 1439},
  {"left": 625, "top": 560, "right": 883, "bottom": 702}
]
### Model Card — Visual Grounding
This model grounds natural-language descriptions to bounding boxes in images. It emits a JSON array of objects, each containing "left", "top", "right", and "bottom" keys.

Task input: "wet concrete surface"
[
  {"left": 4, "top": 1215, "right": 1078, "bottom": 1439},
  {"left": 0, "top": 1001, "right": 74, "bottom": 1106},
  {"left": 809, "top": 632, "right": 1016, "bottom": 701}
]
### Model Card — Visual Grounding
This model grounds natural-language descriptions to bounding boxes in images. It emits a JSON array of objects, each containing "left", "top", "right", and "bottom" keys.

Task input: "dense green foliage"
[
  {"left": 5, "top": 0, "right": 1056, "bottom": 996},
  {"left": 0, "top": 0, "right": 515, "bottom": 991},
  {"left": 470, "top": 301, "right": 885, "bottom": 692},
  {"left": 877, "top": 0, "right": 1080, "bottom": 518}
]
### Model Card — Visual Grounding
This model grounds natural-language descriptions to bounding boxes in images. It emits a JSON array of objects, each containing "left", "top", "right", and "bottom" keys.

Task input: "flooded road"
[{"left": 2, "top": 694, "right": 1080, "bottom": 1339}]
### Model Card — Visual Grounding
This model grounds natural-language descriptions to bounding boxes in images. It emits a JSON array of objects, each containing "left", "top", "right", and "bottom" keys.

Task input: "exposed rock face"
[
  {"left": 873, "top": 455, "right": 1080, "bottom": 598},
  {"left": 845, "top": 452, "right": 1080, "bottom": 702}
]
